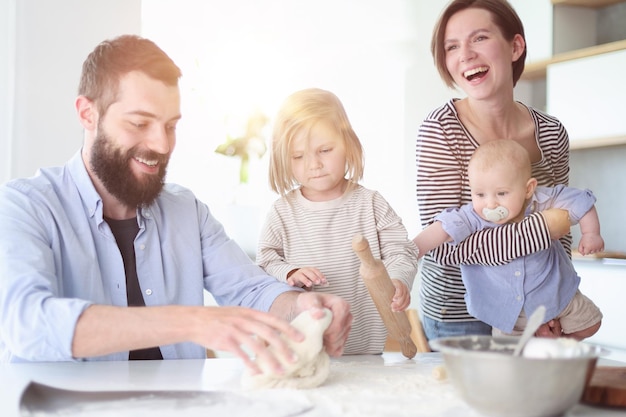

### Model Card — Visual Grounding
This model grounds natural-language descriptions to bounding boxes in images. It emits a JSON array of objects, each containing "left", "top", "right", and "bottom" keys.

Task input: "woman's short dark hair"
[{"left": 431, "top": 0, "right": 526, "bottom": 88}]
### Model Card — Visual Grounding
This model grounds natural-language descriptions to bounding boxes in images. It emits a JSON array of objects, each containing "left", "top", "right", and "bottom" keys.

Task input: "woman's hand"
[{"left": 541, "top": 208, "right": 571, "bottom": 240}]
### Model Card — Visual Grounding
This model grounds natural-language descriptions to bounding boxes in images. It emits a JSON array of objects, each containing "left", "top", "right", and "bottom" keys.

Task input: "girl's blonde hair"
[{"left": 269, "top": 88, "right": 364, "bottom": 196}]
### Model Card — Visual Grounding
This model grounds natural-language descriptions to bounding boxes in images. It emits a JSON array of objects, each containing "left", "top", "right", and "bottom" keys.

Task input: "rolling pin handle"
[
  {"left": 352, "top": 234, "right": 369, "bottom": 253},
  {"left": 351, "top": 233, "right": 417, "bottom": 359}
]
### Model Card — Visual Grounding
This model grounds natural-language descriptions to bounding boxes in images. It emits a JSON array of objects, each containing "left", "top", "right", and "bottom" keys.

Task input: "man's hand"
[
  {"left": 292, "top": 292, "right": 352, "bottom": 357},
  {"left": 73, "top": 304, "right": 303, "bottom": 376},
  {"left": 192, "top": 306, "right": 304, "bottom": 375}
]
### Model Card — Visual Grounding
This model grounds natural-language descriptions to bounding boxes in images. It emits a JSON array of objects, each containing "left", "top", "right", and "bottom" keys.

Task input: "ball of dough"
[
  {"left": 522, "top": 337, "right": 589, "bottom": 359},
  {"left": 241, "top": 308, "right": 333, "bottom": 389}
]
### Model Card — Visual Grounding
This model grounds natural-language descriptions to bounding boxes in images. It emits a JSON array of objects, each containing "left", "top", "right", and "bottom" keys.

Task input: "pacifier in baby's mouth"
[{"left": 482, "top": 206, "right": 509, "bottom": 222}]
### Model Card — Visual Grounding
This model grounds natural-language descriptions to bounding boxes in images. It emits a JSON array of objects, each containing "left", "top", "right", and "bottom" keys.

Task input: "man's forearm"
[
  {"left": 71, "top": 304, "right": 192, "bottom": 358},
  {"left": 268, "top": 291, "right": 301, "bottom": 323}
]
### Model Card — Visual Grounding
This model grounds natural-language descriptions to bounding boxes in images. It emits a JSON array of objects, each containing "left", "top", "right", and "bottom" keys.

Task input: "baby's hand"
[
  {"left": 390, "top": 279, "right": 410, "bottom": 312},
  {"left": 578, "top": 233, "right": 604, "bottom": 256},
  {"left": 535, "top": 319, "right": 562, "bottom": 338},
  {"left": 287, "top": 267, "right": 328, "bottom": 288}
]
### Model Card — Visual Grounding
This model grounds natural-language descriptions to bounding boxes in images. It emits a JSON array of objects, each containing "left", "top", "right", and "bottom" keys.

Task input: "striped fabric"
[
  {"left": 257, "top": 185, "right": 419, "bottom": 354},
  {"left": 416, "top": 100, "right": 572, "bottom": 322}
]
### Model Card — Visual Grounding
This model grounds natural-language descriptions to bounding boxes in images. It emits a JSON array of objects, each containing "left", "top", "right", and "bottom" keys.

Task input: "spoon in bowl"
[{"left": 513, "top": 305, "right": 546, "bottom": 356}]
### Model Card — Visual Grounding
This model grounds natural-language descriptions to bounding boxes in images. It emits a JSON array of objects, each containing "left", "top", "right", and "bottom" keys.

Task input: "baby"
[{"left": 413, "top": 139, "right": 603, "bottom": 339}]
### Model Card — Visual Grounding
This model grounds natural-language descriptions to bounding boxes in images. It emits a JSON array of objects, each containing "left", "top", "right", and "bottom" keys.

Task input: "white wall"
[
  {"left": 0, "top": 0, "right": 557, "bottom": 225},
  {"left": 139, "top": 0, "right": 456, "bottom": 254},
  {"left": 1, "top": 0, "right": 457, "bottom": 243},
  {"left": 1, "top": 0, "right": 16, "bottom": 182},
  {"left": 1, "top": 0, "right": 142, "bottom": 184}
]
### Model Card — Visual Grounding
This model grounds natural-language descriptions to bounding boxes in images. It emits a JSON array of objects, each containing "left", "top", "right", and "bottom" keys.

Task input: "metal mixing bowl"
[{"left": 430, "top": 335, "right": 602, "bottom": 417}]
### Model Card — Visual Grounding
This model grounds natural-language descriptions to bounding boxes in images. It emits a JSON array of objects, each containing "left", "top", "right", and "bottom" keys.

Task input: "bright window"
[{"left": 142, "top": 0, "right": 420, "bottom": 255}]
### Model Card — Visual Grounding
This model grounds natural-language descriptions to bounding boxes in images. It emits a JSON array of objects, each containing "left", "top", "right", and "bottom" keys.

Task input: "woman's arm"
[
  {"left": 430, "top": 209, "right": 571, "bottom": 266},
  {"left": 417, "top": 129, "right": 552, "bottom": 266},
  {"left": 416, "top": 111, "right": 572, "bottom": 267}
]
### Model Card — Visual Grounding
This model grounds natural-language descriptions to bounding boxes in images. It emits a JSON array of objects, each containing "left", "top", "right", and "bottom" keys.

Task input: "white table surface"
[{"left": 1, "top": 353, "right": 625, "bottom": 417}]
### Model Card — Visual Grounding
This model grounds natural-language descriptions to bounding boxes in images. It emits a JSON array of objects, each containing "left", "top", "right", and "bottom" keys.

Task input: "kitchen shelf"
[
  {"left": 521, "top": 39, "right": 626, "bottom": 80},
  {"left": 552, "top": 0, "right": 624, "bottom": 7},
  {"left": 572, "top": 250, "right": 626, "bottom": 260},
  {"left": 570, "top": 135, "right": 626, "bottom": 150},
  {"left": 519, "top": 0, "right": 626, "bottom": 148}
]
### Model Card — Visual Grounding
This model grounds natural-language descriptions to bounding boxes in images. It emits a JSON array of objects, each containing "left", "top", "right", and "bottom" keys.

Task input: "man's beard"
[{"left": 90, "top": 129, "right": 169, "bottom": 208}]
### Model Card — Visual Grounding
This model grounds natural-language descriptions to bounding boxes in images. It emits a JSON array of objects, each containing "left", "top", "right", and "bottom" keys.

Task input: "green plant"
[{"left": 214, "top": 111, "right": 268, "bottom": 184}]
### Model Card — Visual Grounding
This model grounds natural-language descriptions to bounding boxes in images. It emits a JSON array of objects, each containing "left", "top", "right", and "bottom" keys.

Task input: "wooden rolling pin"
[{"left": 352, "top": 234, "right": 417, "bottom": 359}]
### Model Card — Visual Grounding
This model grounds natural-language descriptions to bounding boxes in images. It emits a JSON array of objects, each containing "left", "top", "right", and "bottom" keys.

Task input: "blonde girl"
[{"left": 257, "top": 88, "right": 419, "bottom": 355}]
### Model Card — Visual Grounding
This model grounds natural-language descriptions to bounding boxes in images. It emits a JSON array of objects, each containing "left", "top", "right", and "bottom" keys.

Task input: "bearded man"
[{"left": 0, "top": 35, "right": 352, "bottom": 366}]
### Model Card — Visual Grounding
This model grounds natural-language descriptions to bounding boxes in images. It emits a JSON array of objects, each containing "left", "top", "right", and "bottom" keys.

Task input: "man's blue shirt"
[{"left": 0, "top": 151, "right": 294, "bottom": 362}]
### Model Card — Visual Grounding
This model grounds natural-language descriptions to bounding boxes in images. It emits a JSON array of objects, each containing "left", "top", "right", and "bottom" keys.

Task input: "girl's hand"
[
  {"left": 390, "top": 279, "right": 410, "bottom": 312},
  {"left": 287, "top": 267, "right": 328, "bottom": 288}
]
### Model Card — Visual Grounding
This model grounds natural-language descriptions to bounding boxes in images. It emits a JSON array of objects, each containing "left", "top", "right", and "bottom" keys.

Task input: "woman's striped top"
[
  {"left": 416, "top": 99, "right": 571, "bottom": 322},
  {"left": 257, "top": 185, "right": 419, "bottom": 355}
]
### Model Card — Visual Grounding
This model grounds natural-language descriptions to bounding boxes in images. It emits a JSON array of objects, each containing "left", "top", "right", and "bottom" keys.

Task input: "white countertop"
[{"left": 1, "top": 353, "right": 624, "bottom": 417}]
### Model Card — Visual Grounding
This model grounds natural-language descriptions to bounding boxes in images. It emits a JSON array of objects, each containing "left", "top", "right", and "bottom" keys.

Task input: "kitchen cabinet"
[
  {"left": 513, "top": 0, "right": 626, "bottom": 294},
  {"left": 575, "top": 258, "right": 626, "bottom": 362},
  {"left": 516, "top": 0, "right": 626, "bottom": 149},
  {"left": 551, "top": 0, "right": 624, "bottom": 7},
  {"left": 569, "top": 145, "right": 626, "bottom": 259},
  {"left": 547, "top": 49, "right": 626, "bottom": 146}
]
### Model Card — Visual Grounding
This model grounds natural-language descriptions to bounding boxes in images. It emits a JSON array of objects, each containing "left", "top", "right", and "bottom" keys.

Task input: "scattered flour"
[
  {"left": 21, "top": 357, "right": 466, "bottom": 417},
  {"left": 301, "top": 358, "right": 466, "bottom": 417}
]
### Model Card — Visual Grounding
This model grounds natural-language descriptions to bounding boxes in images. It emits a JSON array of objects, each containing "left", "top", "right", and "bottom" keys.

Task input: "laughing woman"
[{"left": 413, "top": 0, "right": 572, "bottom": 340}]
